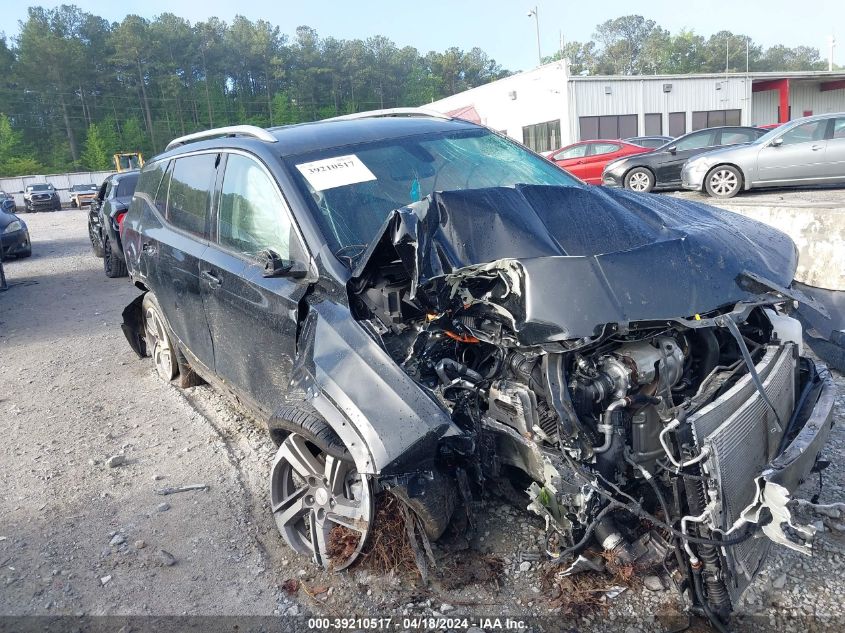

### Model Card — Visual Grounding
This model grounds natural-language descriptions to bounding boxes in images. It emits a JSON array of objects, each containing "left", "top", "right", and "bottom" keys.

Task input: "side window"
[
  {"left": 831, "top": 118, "right": 845, "bottom": 139},
  {"left": 720, "top": 129, "right": 756, "bottom": 145},
  {"left": 218, "top": 154, "right": 297, "bottom": 260},
  {"left": 153, "top": 162, "right": 173, "bottom": 216},
  {"left": 590, "top": 142, "right": 621, "bottom": 156},
  {"left": 675, "top": 131, "right": 715, "bottom": 151},
  {"left": 135, "top": 161, "right": 167, "bottom": 208},
  {"left": 167, "top": 154, "right": 217, "bottom": 237},
  {"left": 554, "top": 145, "right": 587, "bottom": 160},
  {"left": 779, "top": 120, "right": 828, "bottom": 146},
  {"left": 104, "top": 180, "right": 114, "bottom": 199}
]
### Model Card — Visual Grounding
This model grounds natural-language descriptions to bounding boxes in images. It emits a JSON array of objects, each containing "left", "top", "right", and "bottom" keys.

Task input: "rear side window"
[
  {"left": 720, "top": 130, "right": 757, "bottom": 145},
  {"left": 135, "top": 161, "right": 168, "bottom": 213},
  {"left": 167, "top": 154, "right": 217, "bottom": 237},
  {"left": 116, "top": 173, "right": 139, "bottom": 198},
  {"left": 218, "top": 153, "right": 297, "bottom": 259},
  {"left": 590, "top": 142, "right": 621, "bottom": 156}
]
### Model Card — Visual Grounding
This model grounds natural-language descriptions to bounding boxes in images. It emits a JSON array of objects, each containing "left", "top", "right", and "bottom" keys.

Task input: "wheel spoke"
[
  {"left": 279, "top": 434, "right": 324, "bottom": 479},
  {"left": 272, "top": 485, "right": 309, "bottom": 528},
  {"left": 325, "top": 455, "right": 351, "bottom": 496},
  {"left": 311, "top": 513, "right": 331, "bottom": 567}
]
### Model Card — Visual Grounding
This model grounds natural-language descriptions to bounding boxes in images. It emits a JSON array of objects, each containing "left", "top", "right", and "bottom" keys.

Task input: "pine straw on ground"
[
  {"left": 539, "top": 548, "right": 656, "bottom": 617},
  {"left": 357, "top": 492, "right": 424, "bottom": 578}
]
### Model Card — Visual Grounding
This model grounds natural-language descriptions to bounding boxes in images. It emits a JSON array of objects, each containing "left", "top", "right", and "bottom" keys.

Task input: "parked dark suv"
[
  {"left": 119, "top": 113, "right": 835, "bottom": 627},
  {"left": 23, "top": 183, "right": 61, "bottom": 212},
  {"left": 87, "top": 170, "right": 139, "bottom": 277}
]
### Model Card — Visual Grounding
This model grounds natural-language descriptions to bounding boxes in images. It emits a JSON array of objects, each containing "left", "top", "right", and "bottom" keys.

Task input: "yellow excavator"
[{"left": 113, "top": 153, "right": 144, "bottom": 172}]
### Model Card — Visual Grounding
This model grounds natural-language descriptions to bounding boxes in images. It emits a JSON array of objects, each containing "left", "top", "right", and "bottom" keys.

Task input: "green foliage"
[
  {"left": 0, "top": 7, "right": 838, "bottom": 175},
  {"left": 0, "top": 113, "right": 43, "bottom": 176},
  {"left": 81, "top": 123, "right": 112, "bottom": 171}
]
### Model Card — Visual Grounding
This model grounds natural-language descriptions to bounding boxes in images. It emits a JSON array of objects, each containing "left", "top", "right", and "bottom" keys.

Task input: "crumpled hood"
[{"left": 353, "top": 184, "right": 798, "bottom": 344}]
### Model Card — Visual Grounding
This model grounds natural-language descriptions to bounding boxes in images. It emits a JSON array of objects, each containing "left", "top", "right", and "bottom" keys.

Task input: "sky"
[{"left": 1, "top": 0, "right": 842, "bottom": 71}]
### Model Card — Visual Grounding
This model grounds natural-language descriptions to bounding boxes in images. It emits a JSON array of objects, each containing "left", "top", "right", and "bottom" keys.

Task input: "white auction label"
[{"left": 295, "top": 154, "right": 377, "bottom": 191}]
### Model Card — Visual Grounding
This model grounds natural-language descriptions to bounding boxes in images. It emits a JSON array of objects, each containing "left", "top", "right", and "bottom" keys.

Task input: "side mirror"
[
  {"left": 770, "top": 137, "right": 784, "bottom": 147},
  {"left": 260, "top": 249, "right": 308, "bottom": 279},
  {"left": 666, "top": 145, "right": 677, "bottom": 154}
]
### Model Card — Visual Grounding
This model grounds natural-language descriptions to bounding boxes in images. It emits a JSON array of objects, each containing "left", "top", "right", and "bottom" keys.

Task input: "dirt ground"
[{"left": 2, "top": 209, "right": 844, "bottom": 632}]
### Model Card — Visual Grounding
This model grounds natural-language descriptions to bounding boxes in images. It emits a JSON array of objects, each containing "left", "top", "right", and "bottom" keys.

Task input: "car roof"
[{"left": 153, "top": 115, "right": 482, "bottom": 162}]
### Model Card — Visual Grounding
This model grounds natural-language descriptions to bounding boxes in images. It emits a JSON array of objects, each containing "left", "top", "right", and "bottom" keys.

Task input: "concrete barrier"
[{"left": 709, "top": 200, "right": 845, "bottom": 292}]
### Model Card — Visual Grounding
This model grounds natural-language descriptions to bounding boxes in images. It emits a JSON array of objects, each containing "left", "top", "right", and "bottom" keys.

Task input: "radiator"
[{"left": 688, "top": 343, "right": 797, "bottom": 603}]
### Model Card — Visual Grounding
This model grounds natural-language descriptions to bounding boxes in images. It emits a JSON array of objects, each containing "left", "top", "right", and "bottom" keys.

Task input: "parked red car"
[{"left": 549, "top": 140, "right": 652, "bottom": 185}]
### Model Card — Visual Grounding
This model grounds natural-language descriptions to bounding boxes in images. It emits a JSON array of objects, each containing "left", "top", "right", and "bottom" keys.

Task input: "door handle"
[
  {"left": 142, "top": 242, "right": 157, "bottom": 256},
  {"left": 200, "top": 270, "right": 222, "bottom": 289},
  {"left": 811, "top": 145, "right": 823, "bottom": 151}
]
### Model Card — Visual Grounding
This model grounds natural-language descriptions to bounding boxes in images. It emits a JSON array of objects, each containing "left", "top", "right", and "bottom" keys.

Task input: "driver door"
[
  {"left": 200, "top": 151, "right": 312, "bottom": 418},
  {"left": 655, "top": 130, "right": 717, "bottom": 186},
  {"left": 756, "top": 119, "right": 830, "bottom": 184}
]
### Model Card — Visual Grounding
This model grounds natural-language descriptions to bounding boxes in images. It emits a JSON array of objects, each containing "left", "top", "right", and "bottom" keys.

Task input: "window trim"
[
  {"left": 163, "top": 151, "right": 220, "bottom": 242},
  {"left": 211, "top": 148, "right": 311, "bottom": 266}
]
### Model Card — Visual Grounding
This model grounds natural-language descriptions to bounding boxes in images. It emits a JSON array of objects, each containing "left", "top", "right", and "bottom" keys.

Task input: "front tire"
[
  {"left": 704, "top": 165, "right": 742, "bottom": 198},
  {"left": 270, "top": 427, "right": 372, "bottom": 571},
  {"left": 624, "top": 167, "right": 655, "bottom": 193},
  {"left": 102, "top": 235, "right": 127, "bottom": 278}
]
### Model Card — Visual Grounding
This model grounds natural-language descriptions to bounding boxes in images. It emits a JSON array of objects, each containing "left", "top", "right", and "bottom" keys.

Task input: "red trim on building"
[
  {"left": 752, "top": 78, "right": 790, "bottom": 124},
  {"left": 820, "top": 80, "right": 845, "bottom": 92}
]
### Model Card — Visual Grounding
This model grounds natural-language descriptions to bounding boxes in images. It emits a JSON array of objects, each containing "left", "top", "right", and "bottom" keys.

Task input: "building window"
[
  {"left": 644, "top": 113, "right": 662, "bottom": 136},
  {"left": 579, "top": 114, "right": 637, "bottom": 140},
  {"left": 522, "top": 120, "right": 561, "bottom": 153},
  {"left": 668, "top": 112, "right": 686, "bottom": 137},
  {"left": 692, "top": 109, "right": 742, "bottom": 131}
]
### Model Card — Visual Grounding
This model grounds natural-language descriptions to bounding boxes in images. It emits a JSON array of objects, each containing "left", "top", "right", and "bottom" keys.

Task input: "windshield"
[
  {"left": 286, "top": 128, "right": 580, "bottom": 261},
  {"left": 28, "top": 184, "right": 52, "bottom": 191},
  {"left": 752, "top": 122, "right": 800, "bottom": 145}
]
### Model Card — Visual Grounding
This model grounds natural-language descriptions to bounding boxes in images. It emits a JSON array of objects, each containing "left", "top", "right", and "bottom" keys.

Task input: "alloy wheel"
[
  {"left": 143, "top": 304, "right": 177, "bottom": 381},
  {"left": 709, "top": 169, "right": 738, "bottom": 196},
  {"left": 628, "top": 171, "right": 651, "bottom": 192},
  {"left": 271, "top": 433, "right": 372, "bottom": 570}
]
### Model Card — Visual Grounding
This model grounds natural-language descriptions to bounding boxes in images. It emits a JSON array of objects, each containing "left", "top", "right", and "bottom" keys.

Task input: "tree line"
[
  {"left": 0, "top": 8, "right": 836, "bottom": 177},
  {"left": 550, "top": 15, "right": 834, "bottom": 76}
]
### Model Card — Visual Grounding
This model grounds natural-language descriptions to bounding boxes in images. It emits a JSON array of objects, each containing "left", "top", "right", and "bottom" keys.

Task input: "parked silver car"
[{"left": 682, "top": 112, "right": 845, "bottom": 198}]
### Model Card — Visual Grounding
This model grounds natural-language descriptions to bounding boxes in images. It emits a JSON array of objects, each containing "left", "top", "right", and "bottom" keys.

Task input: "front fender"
[{"left": 290, "top": 297, "right": 459, "bottom": 476}]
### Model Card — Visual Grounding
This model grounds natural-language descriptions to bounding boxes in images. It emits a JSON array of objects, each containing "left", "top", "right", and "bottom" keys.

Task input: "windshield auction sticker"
[{"left": 296, "top": 154, "right": 377, "bottom": 191}]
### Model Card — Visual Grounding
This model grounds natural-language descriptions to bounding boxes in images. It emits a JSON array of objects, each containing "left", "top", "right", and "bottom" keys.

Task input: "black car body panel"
[
  {"left": 88, "top": 171, "right": 139, "bottom": 263},
  {"left": 603, "top": 126, "right": 767, "bottom": 190},
  {"left": 0, "top": 208, "right": 31, "bottom": 259}
]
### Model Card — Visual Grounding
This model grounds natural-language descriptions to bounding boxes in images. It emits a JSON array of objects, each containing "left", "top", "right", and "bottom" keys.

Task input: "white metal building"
[{"left": 425, "top": 61, "right": 845, "bottom": 153}]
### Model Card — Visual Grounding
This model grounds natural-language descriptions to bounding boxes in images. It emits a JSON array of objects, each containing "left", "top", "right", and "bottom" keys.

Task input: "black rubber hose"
[
  {"left": 435, "top": 358, "right": 483, "bottom": 385},
  {"left": 692, "top": 566, "right": 731, "bottom": 633},
  {"left": 695, "top": 328, "right": 720, "bottom": 384}
]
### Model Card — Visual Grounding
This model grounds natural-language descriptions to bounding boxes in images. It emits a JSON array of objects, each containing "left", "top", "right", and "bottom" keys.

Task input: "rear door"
[
  {"left": 756, "top": 119, "right": 830, "bottom": 183},
  {"left": 822, "top": 117, "right": 845, "bottom": 180},
  {"left": 655, "top": 130, "right": 717, "bottom": 186},
  {"left": 581, "top": 142, "right": 622, "bottom": 184},
  {"left": 200, "top": 151, "right": 311, "bottom": 417},
  {"left": 149, "top": 153, "right": 218, "bottom": 370}
]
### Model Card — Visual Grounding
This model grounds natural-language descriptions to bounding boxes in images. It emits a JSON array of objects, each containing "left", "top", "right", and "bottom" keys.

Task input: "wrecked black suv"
[{"left": 120, "top": 110, "right": 836, "bottom": 625}]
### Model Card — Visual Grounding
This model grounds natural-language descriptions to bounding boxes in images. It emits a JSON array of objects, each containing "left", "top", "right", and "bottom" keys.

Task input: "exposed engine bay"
[{"left": 340, "top": 186, "right": 837, "bottom": 626}]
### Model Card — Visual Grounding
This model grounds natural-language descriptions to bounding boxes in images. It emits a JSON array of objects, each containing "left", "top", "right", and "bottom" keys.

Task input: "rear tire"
[
  {"left": 89, "top": 224, "right": 104, "bottom": 257},
  {"left": 142, "top": 293, "right": 179, "bottom": 382},
  {"left": 103, "top": 235, "right": 127, "bottom": 278},
  {"left": 704, "top": 165, "right": 742, "bottom": 198},
  {"left": 624, "top": 167, "right": 655, "bottom": 193}
]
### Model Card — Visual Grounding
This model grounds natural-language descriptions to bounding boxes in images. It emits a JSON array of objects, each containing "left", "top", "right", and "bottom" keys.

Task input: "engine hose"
[
  {"left": 692, "top": 566, "right": 731, "bottom": 633},
  {"left": 684, "top": 469, "right": 732, "bottom": 617},
  {"left": 435, "top": 358, "right": 483, "bottom": 386}
]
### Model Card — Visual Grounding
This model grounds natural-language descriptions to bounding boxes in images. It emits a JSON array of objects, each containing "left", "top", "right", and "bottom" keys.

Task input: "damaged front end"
[{"left": 334, "top": 184, "right": 837, "bottom": 624}]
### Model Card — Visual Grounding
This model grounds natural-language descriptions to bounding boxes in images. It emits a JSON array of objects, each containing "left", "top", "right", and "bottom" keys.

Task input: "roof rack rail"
[
  {"left": 165, "top": 125, "right": 278, "bottom": 151},
  {"left": 326, "top": 107, "right": 450, "bottom": 122}
]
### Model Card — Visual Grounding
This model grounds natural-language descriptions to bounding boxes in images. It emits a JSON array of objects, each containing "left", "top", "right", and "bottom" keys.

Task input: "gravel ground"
[{"left": 1, "top": 209, "right": 843, "bottom": 632}]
